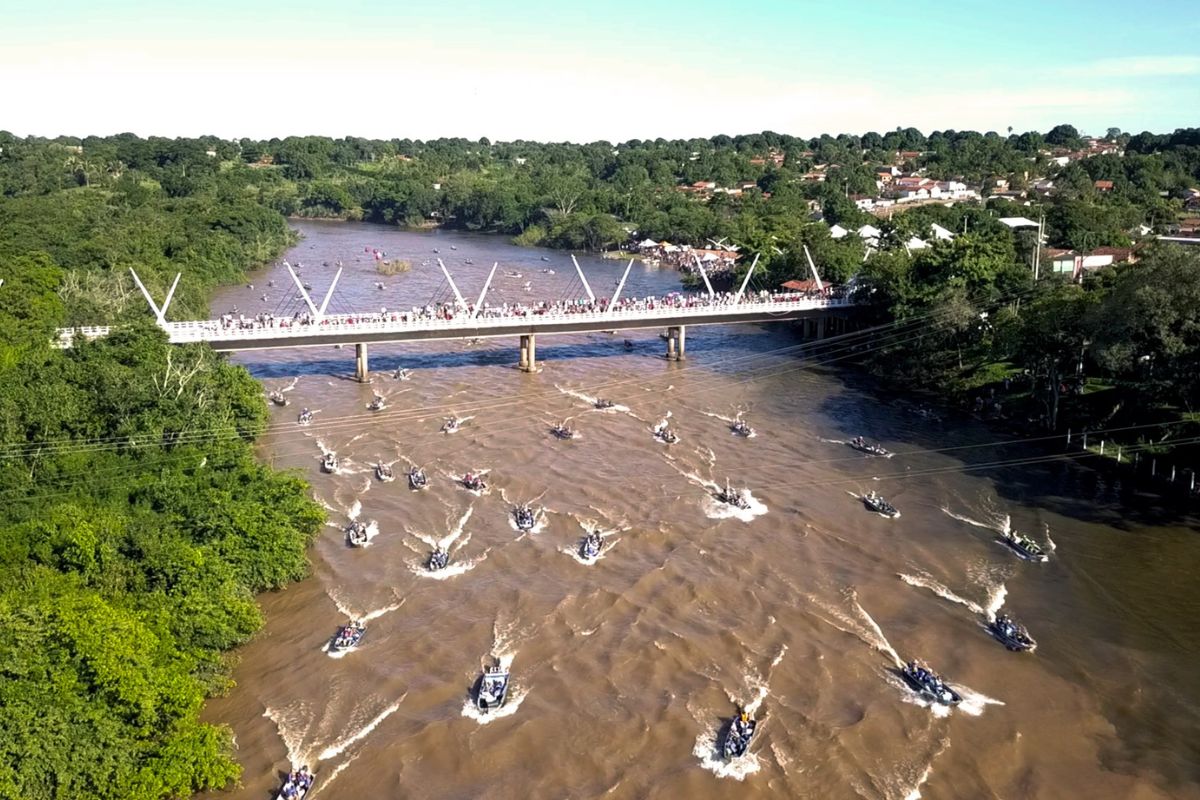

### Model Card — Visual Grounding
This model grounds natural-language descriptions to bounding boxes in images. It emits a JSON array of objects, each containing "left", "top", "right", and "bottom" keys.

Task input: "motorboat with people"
[
  {"left": 476, "top": 661, "right": 511, "bottom": 712},
  {"left": 275, "top": 765, "right": 314, "bottom": 800},
  {"left": 862, "top": 490, "right": 900, "bottom": 518},
  {"left": 268, "top": 391, "right": 289, "bottom": 407},
  {"left": 461, "top": 471, "right": 487, "bottom": 492},
  {"left": 730, "top": 418, "right": 755, "bottom": 437},
  {"left": 848, "top": 436, "right": 893, "bottom": 458},
  {"left": 722, "top": 709, "right": 757, "bottom": 759},
  {"left": 394, "top": 368, "right": 412, "bottom": 381},
  {"left": 1000, "top": 529, "right": 1049, "bottom": 562},
  {"left": 297, "top": 408, "right": 314, "bottom": 425},
  {"left": 442, "top": 416, "right": 461, "bottom": 433},
  {"left": 330, "top": 621, "right": 366, "bottom": 653},
  {"left": 427, "top": 547, "right": 450, "bottom": 572},
  {"left": 375, "top": 462, "right": 394, "bottom": 482},
  {"left": 321, "top": 453, "right": 338, "bottom": 473},
  {"left": 345, "top": 520, "right": 369, "bottom": 547},
  {"left": 653, "top": 422, "right": 680, "bottom": 444},
  {"left": 594, "top": 398, "right": 616, "bottom": 410},
  {"left": 580, "top": 531, "right": 602, "bottom": 559},
  {"left": 900, "top": 660, "right": 962, "bottom": 706},
  {"left": 715, "top": 479, "right": 752, "bottom": 510},
  {"left": 367, "top": 395, "right": 386, "bottom": 412},
  {"left": 551, "top": 422, "right": 577, "bottom": 440},
  {"left": 987, "top": 613, "right": 1037, "bottom": 652},
  {"left": 513, "top": 504, "right": 537, "bottom": 532},
  {"left": 408, "top": 466, "right": 428, "bottom": 490}
]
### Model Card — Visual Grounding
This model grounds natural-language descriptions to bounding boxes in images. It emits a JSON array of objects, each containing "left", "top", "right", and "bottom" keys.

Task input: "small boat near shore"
[
  {"left": 408, "top": 466, "right": 428, "bottom": 490},
  {"left": 848, "top": 436, "right": 893, "bottom": 458},
  {"left": 274, "top": 766, "right": 314, "bottom": 800},
  {"left": 321, "top": 453, "right": 338, "bottom": 473}
]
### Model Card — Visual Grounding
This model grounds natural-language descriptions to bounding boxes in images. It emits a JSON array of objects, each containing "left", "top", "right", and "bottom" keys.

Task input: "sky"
[{"left": 4, "top": 0, "right": 1199, "bottom": 142}]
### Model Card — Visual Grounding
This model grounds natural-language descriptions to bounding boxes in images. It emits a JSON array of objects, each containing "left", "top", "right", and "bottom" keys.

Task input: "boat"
[
  {"left": 594, "top": 398, "right": 615, "bottom": 410},
  {"left": 298, "top": 408, "right": 314, "bottom": 425},
  {"left": 513, "top": 504, "right": 536, "bottom": 532},
  {"left": 730, "top": 418, "right": 755, "bottom": 437},
  {"left": 321, "top": 453, "right": 338, "bottom": 473},
  {"left": 330, "top": 621, "right": 366, "bottom": 652},
  {"left": 408, "top": 466, "right": 428, "bottom": 490},
  {"left": 899, "top": 660, "right": 962, "bottom": 706},
  {"left": 999, "top": 530, "right": 1049, "bottom": 562},
  {"left": 715, "top": 479, "right": 752, "bottom": 510},
  {"left": 862, "top": 491, "right": 900, "bottom": 518},
  {"left": 722, "top": 710, "right": 757, "bottom": 759},
  {"left": 580, "top": 532, "right": 602, "bottom": 559},
  {"left": 623, "top": 340, "right": 634, "bottom": 350},
  {"left": 442, "top": 417, "right": 461, "bottom": 433},
  {"left": 394, "top": 368, "right": 412, "bottom": 381},
  {"left": 274, "top": 766, "right": 314, "bottom": 800},
  {"left": 653, "top": 423, "right": 679, "bottom": 444},
  {"left": 428, "top": 547, "right": 450, "bottom": 571},
  {"left": 848, "top": 436, "right": 893, "bottom": 457},
  {"left": 268, "top": 391, "right": 289, "bottom": 407},
  {"left": 476, "top": 662, "right": 511, "bottom": 712},
  {"left": 367, "top": 396, "right": 385, "bottom": 412},
  {"left": 346, "top": 520, "right": 369, "bottom": 547},
  {"left": 987, "top": 613, "right": 1037, "bottom": 652},
  {"left": 375, "top": 462, "right": 394, "bottom": 482},
  {"left": 551, "top": 422, "right": 576, "bottom": 440},
  {"left": 461, "top": 472, "right": 487, "bottom": 492}
]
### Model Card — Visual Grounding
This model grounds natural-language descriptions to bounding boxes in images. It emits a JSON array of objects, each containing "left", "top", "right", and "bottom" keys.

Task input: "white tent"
[
  {"left": 638, "top": 238, "right": 659, "bottom": 249},
  {"left": 906, "top": 237, "right": 929, "bottom": 250},
  {"left": 829, "top": 224, "right": 849, "bottom": 239},
  {"left": 998, "top": 217, "right": 1039, "bottom": 229},
  {"left": 929, "top": 223, "right": 955, "bottom": 240},
  {"left": 857, "top": 224, "right": 882, "bottom": 240}
]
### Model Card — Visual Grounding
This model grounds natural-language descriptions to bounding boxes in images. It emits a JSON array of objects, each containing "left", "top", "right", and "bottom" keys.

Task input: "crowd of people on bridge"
[{"left": 207, "top": 287, "right": 844, "bottom": 335}]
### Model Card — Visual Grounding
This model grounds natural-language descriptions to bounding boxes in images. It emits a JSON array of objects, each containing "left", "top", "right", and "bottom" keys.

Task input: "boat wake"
[
  {"left": 317, "top": 695, "right": 406, "bottom": 760},
  {"left": 898, "top": 570, "right": 1007, "bottom": 620},
  {"left": 263, "top": 700, "right": 315, "bottom": 767},
  {"left": 940, "top": 503, "right": 1010, "bottom": 536},
  {"left": 808, "top": 590, "right": 904, "bottom": 667}
]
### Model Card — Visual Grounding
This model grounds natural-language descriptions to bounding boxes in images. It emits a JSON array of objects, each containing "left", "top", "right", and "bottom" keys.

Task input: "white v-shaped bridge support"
[
  {"left": 692, "top": 254, "right": 715, "bottom": 298},
  {"left": 472, "top": 262, "right": 499, "bottom": 319},
  {"left": 733, "top": 254, "right": 760, "bottom": 304},
  {"left": 437, "top": 259, "right": 467, "bottom": 308},
  {"left": 286, "top": 264, "right": 342, "bottom": 322},
  {"left": 802, "top": 245, "right": 825, "bottom": 292},
  {"left": 130, "top": 268, "right": 181, "bottom": 325},
  {"left": 571, "top": 255, "right": 596, "bottom": 302},
  {"left": 608, "top": 259, "right": 634, "bottom": 317}
]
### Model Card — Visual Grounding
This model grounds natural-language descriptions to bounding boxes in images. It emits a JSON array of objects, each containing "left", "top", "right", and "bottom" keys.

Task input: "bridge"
[{"left": 55, "top": 253, "right": 856, "bottom": 380}]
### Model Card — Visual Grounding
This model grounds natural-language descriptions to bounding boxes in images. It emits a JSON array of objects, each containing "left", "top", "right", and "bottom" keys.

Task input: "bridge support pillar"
[
  {"left": 665, "top": 325, "right": 686, "bottom": 360},
  {"left": 817, "top": 316, "right": 828, "bottom": 339},
  {"left": 355, "top": 342, "right": 369, "bottom": 383},
  {"left": 520, "top": 334, "right": 537, "bottom": 373}
]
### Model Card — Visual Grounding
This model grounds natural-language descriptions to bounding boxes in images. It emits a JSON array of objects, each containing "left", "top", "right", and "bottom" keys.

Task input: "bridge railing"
[{"left": 55, "top": 294, "right": 854, "bottom": 347}]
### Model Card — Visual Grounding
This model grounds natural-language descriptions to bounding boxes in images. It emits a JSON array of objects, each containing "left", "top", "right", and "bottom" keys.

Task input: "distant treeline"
[{"left": 3, "top": 126, "right": 1199, "bottom": 281}]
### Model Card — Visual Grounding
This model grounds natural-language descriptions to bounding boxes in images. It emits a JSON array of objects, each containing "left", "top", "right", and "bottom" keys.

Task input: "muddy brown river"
[{"left": 201, "top": 220, "right": 1200, "bottom": 799}]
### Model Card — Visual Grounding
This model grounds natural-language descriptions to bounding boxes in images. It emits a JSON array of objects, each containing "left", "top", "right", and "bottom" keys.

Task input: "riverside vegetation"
[{"left": 1, "top": 124, "right": 1199, "bottom": 797}]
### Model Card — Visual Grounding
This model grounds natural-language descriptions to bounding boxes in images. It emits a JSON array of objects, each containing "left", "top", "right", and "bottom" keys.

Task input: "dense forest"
[
  {"left": 0, "top": 172, "right": 322, "bottom": 798},
  {"left": 1, "top": 123, "right": 1199, "bottom": 797}
]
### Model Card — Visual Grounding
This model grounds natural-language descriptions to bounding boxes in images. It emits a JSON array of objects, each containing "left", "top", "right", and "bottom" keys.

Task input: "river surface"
[{"left": 202, "top": 220, "right": 1200, "bottom": 800}]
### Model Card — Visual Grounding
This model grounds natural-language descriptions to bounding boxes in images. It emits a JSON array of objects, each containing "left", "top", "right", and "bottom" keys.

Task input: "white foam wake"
[{"left": 317, "top": 697, "right": 405, "bottom": 760}]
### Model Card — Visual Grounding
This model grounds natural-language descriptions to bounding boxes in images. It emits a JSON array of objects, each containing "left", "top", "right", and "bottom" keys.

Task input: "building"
[{"left": 1094, "top": 180, "right": 1114, "bottom": 192}]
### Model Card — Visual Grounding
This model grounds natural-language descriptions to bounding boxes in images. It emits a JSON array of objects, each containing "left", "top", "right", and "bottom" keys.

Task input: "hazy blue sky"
[{"left": 5, "top": 0, "right": 1198, "bottom": 141}]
